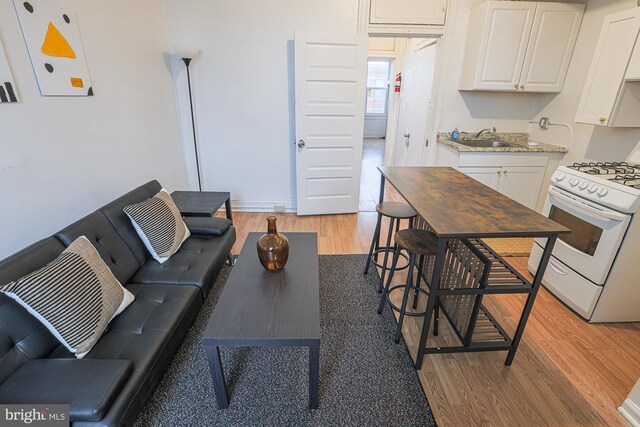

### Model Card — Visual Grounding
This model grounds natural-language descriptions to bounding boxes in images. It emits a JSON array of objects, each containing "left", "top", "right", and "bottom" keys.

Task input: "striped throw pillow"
[
  {"left": 123, "top": 189, "right": 190, "bottom": 264},
  {"left": 0, "top": 236, "right": 134, "bottom": 358}
]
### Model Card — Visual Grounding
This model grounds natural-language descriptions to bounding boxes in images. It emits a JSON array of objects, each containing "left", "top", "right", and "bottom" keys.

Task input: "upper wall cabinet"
[
  {"left": 575, "top": 8, "right": 640, "bottom": 127},
  {"left": 369, "top": 0, "right": 447, "bottom": 26},
  {"left": 459, "top": 1, "right": 584, "bottom": 93}
]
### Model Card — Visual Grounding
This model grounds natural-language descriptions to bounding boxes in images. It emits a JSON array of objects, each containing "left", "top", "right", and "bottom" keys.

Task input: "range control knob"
[
  {"left": 598, "top": 187, "right": 609, "bottom": 197},
  {"left": 579, "top": 181, "right": 589, "bottom": 190},
  {"left": 555, "top": 172, "right": 566, "bottom": 182},
  {"left": 569, "top": 178, "right": 578, "bottom": 186},
  {"left": 588, "top": 184, "right": 598, "bottom": 193}
]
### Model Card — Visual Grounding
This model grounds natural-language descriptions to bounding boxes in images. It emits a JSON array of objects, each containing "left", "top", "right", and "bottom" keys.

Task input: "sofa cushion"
[
  {"left": 131, "top": 227, "right": 236, "bottom": 297},
  {"left": 0, "top": 359, "right": 132, "bottom": 422},
  {"left": 100, "top": 181, "right": 163, "bottom": 265},
  {"left": 81, "top": 283, "right": 201, "bottom": 374},
  {"left": 1, "top": 237, "right": 134, "bottom": 358},
  {"left": 183, "top": 216, "right": 232, "bottom": 236},
  {"left": 67, "top": 282, "right": 202, "bottom": 427},
  {"left": 123, "top": 189, "right": 191, "bottom": 264},
  {"left": 0, "top": 238, "right": 65, "bottom": 384},
  {"left": 55, "top": 211, "right": 140, "bottom": 285}
]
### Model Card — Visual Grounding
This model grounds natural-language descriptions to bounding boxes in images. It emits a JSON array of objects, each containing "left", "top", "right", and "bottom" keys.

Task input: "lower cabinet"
[
  {"left": 436, "top": 145, "right": 553, "bottom": 210},
  {"left": 459, "top": 166, "right": 545, "bottom": 209}
]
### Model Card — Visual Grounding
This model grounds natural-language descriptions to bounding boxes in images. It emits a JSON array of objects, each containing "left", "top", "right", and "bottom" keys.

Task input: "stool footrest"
[
  {"left": 371, "top": 249, "right": 410, "bottom": 271},
  {"left": 386, "top": 285, "right": 430, "bottom": 317}
]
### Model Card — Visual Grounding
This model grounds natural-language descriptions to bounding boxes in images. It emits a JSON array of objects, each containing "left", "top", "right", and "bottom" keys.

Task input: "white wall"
[
  {"left": 435, "top": 0, "right": 550, "bottom": 134},
  {"left": 0, "top": 0, "right": 187, "bottom": 260},
  {"left": 620, "top": 377, "right": 640, "bottom": 426},
  {"left": 528, "top": 0, "right": 640, "bottom": 165},
  {"left": 163, "top": 0, "right": 360, "bottom": 211},
  {"left": 162, "top": 0, "right": 640, "bottom": 214}
]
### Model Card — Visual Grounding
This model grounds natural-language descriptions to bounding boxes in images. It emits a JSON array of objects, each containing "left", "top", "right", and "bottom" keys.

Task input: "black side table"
[{"left": 171, "top": 191, "right": 233, "bottom": 224}]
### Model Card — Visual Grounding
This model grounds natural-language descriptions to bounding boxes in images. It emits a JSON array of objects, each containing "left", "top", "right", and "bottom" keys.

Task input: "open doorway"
[{"left": 359, "top": 36, "right": 439, "bottom": 212}]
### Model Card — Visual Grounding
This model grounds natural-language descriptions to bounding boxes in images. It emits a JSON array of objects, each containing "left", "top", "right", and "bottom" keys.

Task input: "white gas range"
[{"left": 529, "top": 158, "right": 640, "bottom": 322}]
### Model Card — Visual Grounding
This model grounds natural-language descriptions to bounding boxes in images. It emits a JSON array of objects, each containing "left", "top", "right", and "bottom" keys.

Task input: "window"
[{"left": 366, "top": 60, "right": 391, "bottom": 115}]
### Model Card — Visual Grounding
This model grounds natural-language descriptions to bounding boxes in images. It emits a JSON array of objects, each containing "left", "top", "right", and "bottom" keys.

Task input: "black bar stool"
[
  {"left": 364, "top": 202, "right": 418, "bottom": 293},
  {"left": 378, "top": 228, "right": 438, "bottom": 343}
]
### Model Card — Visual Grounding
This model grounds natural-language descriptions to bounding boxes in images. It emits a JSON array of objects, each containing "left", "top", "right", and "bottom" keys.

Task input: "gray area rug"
[{"left": 135, "top": 254, "right": 435, "bottom": 426}]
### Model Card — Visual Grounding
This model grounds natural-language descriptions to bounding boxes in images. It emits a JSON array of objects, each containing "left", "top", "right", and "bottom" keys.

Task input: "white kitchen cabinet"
[
  {"left": 497, "top": 166, "right": 546, "bottom": 208},
  {"left": 627, "top": 36, "right": 640, "bottom": 81},
  {"left": 459, "top": 167, "right": 501, "bottom": 190},
  {"left": 369, "top": 0, "right": 447, "bottom": 26},
  {"left": 460, "top": 1, "right": 584, "bottom": 93},
  {"left": 458, "top": 166, "right": 545, "bottom": 209},
  {"left": 436, "top": 145, "right": 553, "bottom": 210},
  {"left": 575, "top": 8, "right": 640, "bottom": 127}
]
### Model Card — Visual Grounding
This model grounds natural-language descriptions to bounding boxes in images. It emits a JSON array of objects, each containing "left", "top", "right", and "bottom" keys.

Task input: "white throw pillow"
[
  {"left": 123, "top": 188, "right": 190, "bottom": 264},
  {"left": 0, "top": 236, "right": 134, "bottom": 359}
]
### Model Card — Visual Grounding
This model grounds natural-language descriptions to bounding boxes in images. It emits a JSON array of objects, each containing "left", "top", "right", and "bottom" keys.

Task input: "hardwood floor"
[{"left": 221, "top": 199, "right": 640, "bottom": 426}]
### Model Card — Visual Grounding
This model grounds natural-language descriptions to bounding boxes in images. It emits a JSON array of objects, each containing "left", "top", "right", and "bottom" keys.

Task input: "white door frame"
[
  {"left": 359, "top": 0, "right": 457, "bottom": 167},
  {"left": 367, "top": 44, "right": 405, "bottom": 166}
]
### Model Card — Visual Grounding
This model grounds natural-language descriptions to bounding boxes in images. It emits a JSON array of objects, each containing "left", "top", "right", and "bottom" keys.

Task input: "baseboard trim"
[
  {"left": 228, "top": 200, "right": 297, "bottom": 213},
  {"left": 619, "top": 399, "right": 640, "bottom": 426}
]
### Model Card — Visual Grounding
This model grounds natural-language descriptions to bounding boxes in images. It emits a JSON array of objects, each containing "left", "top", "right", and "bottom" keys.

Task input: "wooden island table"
[{"left": 378, "top": 167, "right": 570, "bottom": 368}]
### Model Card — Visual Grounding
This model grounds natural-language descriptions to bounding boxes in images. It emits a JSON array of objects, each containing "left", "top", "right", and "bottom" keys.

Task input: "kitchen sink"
[{"left": 454, "top": 139, "right": 521, "bottom": 149}]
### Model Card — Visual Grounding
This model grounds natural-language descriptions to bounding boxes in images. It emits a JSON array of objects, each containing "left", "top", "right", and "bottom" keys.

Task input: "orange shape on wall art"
[
  {"left": 70, "top": 77, "right": 84, "bottom": 88},
  {"left": 41, "top": 22, "right": 76, "bottom": 59}
]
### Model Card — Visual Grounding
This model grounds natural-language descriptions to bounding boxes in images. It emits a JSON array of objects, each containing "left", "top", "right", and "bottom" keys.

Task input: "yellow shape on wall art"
[
  {"left": 41, "top": 22, "right": 76, "bottom": 59},
  {"left": 70, "top": 77, "right": 83, "bottom": 88}
]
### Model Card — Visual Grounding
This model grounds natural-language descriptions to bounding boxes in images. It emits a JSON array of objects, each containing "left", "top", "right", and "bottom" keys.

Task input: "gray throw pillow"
[
  {"left": 0, "top": 236, "right": 134, "bottom": 358},
  {"left": 123, "top": 189, "right": 190, "bottom": 263}
]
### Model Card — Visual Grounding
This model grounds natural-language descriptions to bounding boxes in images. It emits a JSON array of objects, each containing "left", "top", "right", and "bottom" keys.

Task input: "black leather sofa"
[{"left": 0, "top": 180, "right": 236, "bottom": 426}]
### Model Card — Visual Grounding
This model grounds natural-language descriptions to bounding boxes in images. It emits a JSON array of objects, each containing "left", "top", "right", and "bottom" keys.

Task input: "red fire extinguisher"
[{"left": 394, "top": 73, "right": 402, "bottom": 93}]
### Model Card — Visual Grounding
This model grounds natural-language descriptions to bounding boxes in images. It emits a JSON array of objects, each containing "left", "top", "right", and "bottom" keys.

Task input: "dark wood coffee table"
[{"left": 202, "top": 232, "right": 320, "bottom": 409}]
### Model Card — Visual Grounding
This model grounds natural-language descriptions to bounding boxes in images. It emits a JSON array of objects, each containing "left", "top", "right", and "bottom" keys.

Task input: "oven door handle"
[
  {"left": 549, "top": 187, "right": 628, "bottom": 222},
  {"left": 549, "top": 259, "right": 568, "bottom": 276}
]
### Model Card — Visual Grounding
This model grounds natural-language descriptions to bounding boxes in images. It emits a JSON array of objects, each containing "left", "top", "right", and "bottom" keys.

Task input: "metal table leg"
[
  {"left": 505, "top": 236, "right": 557, "bottom": 366},
  {"left": 415, "top": 237, "right": 448, "bottom": 370},
  {"left": 225, "top": 198, "right": 233, "bottom": 224},
  {"left": 375, "top": 174, "right": 386, "bottom": 260},
  {"left": 309, "top": 341, "right": 320, "bottom": 409},
  {"left": 205, "top": 345, "right": 229, "bottom": 409}
]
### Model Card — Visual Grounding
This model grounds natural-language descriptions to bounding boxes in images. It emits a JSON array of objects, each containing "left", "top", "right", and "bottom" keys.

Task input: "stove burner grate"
[
  {"left": 612, "top": 174, "right": 640, "bottom": 188},
  {"left": 569, "top": 162, "right": 640, "bottom": 176}
]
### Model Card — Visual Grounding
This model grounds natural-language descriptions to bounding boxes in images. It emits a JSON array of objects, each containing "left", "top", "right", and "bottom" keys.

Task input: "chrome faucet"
[{"left": 476, "top": 127, "right": 497, "bottom": 139}]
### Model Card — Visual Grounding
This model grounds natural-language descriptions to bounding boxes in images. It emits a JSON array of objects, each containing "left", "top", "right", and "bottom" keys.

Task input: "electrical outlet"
[{"left": 274, "top": 204, "right": 286, "bottom": 213}]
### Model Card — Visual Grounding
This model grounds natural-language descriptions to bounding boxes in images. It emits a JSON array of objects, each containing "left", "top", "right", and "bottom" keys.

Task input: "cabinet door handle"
[
  {"left": 497, "top": 170, "right": 502, "bottom": 175},
  {"left": 520, "top": 85, "right": 525, "bottom": 90},
  {"left": 599, "top": 117, "right": 606, "bottom": 124},
  {"left": 513, "top": 84, "right": 518, "bottom": 90},
  {"left": 503, "top": 169, "right": 508, "bottom": 174}
]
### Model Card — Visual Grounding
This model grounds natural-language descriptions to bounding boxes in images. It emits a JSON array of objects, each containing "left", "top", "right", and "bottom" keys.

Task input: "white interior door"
[
  {"left": 295, "top": 31, "right": 367, "bottom": 215},
  {"left": 394, "top": 39, "right": 437, "bottom": 166}
]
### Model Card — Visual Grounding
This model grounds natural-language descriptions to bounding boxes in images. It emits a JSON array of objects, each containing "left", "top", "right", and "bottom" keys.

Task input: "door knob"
[{"left": 297, "top": 139, "right": 306, "bottom": 148}]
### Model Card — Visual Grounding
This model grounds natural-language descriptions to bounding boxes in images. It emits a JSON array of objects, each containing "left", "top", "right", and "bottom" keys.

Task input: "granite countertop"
[{"left": 437, "top": 132, "right": 567, "bottom": 154}]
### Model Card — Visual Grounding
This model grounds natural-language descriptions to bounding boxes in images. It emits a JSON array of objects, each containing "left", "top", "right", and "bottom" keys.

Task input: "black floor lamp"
[{"left": 174, "top": 49, "right": 202, "bottom": 191}]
